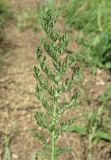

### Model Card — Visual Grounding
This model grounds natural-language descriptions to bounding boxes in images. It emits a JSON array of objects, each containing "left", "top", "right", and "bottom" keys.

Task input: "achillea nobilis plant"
[{"left": 33, "top": 8, "right": 83, "bottom": 160}]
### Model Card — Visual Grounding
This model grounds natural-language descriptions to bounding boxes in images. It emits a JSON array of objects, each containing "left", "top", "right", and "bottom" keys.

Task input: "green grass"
[
  {"left": 76, "top": 32, "right": 111, "bottom": 73},
  {"left": 0, "top": 0, "right": 12, "bottom": 65},
  {"left": 0, "top": 0, "right": 12, "bottom": 28},
  {"left": 98, "top": 85, "right": 111, "bottom": 105},
  {"left": 63, "top": 0, "right": 111, "bottom": 34},
  {"left": 61, "top": 0, "right": 111, "bottom": 72},
  {"left": 0, "top": 0, "right": 12, "bottom": 41}
]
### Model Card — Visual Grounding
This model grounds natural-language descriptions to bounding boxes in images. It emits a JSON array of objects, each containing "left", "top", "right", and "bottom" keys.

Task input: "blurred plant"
[
  {"left": 77, "top": 32, "right": 111, "bottom": 73},
  {"left": 2, "top": 135, "right": 13, "bottom": 160},
  {"left": 98, "top": 85, "right": 111, "bottom": 105},
  {"left": 1, "top": 124, "right": 18, "bottom": 160},
  {"left": 0, "top": 0, "right": 12, "bottom": 64},
  {"left": 61, "top": 0, "right": 111, "bottom": 73},
  {"left": 33, "top": 8, "right": 83, "bottom": 160},
  {"left": 31, "top": 152, "right": 37, "bottom": 160},
  {"left": 86, "top": 106, "right": 111, "bottom": 160},
  {"left": 67, "top": 105, "right": 111, "bottom": 160},
  {"left": 43, "top": 0, "right": 56, "bottom": 9},
  {"left": 0, "top": 0, "right": 12, "bottom": 28},
  {"left": 17, "top": 9, "right": 39, "bottom": 31},
  {"left": 63, "top": 0, "right": 111, "bottom": 34},
  {"left": 0, "top": 0, "right": 12, "bottom": 41}
]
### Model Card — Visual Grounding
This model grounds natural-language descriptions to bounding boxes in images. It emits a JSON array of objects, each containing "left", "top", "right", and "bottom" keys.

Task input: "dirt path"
[{"left": 0, "top": 1, "right": 41, "bottom": 159}]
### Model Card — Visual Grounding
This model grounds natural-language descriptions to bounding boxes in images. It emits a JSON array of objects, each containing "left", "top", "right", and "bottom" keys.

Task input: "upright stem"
[
  {"left": 51, "top": 99, "right": 57, "bottom": 160},
  {"left": 87, "top": 126, "right": 96, "bottom": 160}
]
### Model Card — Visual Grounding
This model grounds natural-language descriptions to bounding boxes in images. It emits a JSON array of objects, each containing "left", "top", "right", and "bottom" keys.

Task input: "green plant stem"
[
  {"left": 87, "top": 126, "right": 96, "bottom": 160},
  {"left": 51, "top": 100, "right": 57, "bottom": 160}
]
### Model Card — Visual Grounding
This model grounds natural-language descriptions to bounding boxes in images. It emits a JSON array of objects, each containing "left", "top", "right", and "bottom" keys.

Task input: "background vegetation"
[
  {"left": 62, "top": 0, "right": 111, "bottom": 72},
  {"left": 0, "top": 0, "right": 12, "bottom": 65},
  {"left": 0, "top": 0, "right": 111, "bottom": 160}
]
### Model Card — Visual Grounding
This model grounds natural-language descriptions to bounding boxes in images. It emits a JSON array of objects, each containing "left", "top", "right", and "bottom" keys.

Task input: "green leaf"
[
  {"left": 63, "top": 124, "right": 87, "bottom": 136},
  {"left": 35, "top": 87, "right": 53, "bottom": 116},
  {"left": 40, "top": 9, "right": 59, "bottom": 41},
  {"left": 34, "top": 112, "right": 49, "bottom": 129},
  {"left": 3, "top": 135, "right": 13, "bottom": 160},
  {"left": 61, "top": 66, "right": 83, "bottom": 92},
  {"left": 41, "top": 98, "right": 53, "bottom": 116},
  {"left": 98, "top": 85, "right": 111, "bottom": 103},
  {"left": 36, "top": 46, "right": 42, "bottom": 59},
  {"left": 58, "top": 53, "right": 76, "bottom": 76},
  {"left": 58, "top": 92, "right": 79, "bottom": 115},
  {"left": 35, "top": 84, "right": 43, "bottom": 100},
  {"left": 34, "top": 66, "right": 48, "bottom": 90},
  {"left": 55, "top": 147, "right": 73, "bottom": 156},
  {"left": 41, "top": 38, "right": 59, "bottom": 62},
  {"left": 38, "top": 56, "right": 59, "bottom": 84},
  {"left": 33, "top": 131, "right": 49, "bottom": 148},
  {"left": 35, "top": 150, "right": 49, "bottom": 160},
  {"left": 105, "top": 62, "right": 111, "bottom": 69},
  {"left": 58, "top": 116, "right": 81, "bottom": 135},
  {"left": 31, "top": 152, "right": 37, "bottom": 160},
  {"left": 48, "top": 85, "right": 63, "bottom": 98},
  {"left": 58, "top": 33, "right": 70, "bottom": 55},
  {"left": 40, "top": 9, "right": 58, "bottom": 33},
  {"left": 94, "top": 130, "right": 111, "bottom": 142}
]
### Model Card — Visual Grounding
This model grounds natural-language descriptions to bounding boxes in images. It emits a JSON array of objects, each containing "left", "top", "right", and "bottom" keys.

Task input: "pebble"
[{"left": 12, "top": 153, "right": 18, "bottom": 159}]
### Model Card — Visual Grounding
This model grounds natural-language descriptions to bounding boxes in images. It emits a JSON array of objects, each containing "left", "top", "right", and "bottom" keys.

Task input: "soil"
[{"left": 0, "top": 0, "right": 111, "bottom": 160}]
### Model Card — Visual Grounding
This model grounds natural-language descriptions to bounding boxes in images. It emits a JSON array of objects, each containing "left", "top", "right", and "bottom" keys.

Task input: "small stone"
[
  {"left": 97, "top": 68, "right": 102, "bottom": 75},
  {"left": 96, "top": 79, "right": 105, "bottom": 86},
  {"left": 12, "top": 154, "right": 18, "bottom": 159}
]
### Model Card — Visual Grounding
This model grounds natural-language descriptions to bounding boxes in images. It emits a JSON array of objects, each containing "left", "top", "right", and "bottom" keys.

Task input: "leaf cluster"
[{"left": 33, "top": 8, "right": 82, "bottom": 160}]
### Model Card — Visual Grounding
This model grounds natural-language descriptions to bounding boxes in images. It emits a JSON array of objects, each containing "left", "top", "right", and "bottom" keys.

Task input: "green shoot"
[{"left": 33, "top": 8, "right": 83, "bottom": 160}]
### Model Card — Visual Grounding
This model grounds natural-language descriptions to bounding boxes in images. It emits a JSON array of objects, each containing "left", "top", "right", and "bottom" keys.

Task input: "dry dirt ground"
[{"left": 0, "top": 0, "right": 111, "bottom": 160}]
